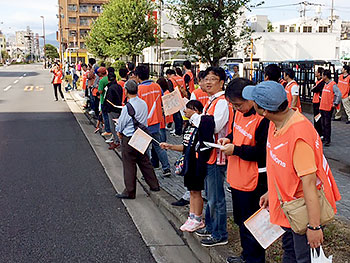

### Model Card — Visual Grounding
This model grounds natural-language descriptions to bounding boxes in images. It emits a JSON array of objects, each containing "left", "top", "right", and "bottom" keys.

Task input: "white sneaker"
[
  {"left": 169, "top": 129, "right": 176, "bottom": 135},
  {"left": 186, "top": 220, "right": 205, "bottom": 232},
  {"left": 88, "top": 110, "right": 95, "bottom": 115},
  {"left": 180, "top": 218, "right": 192, "bottom": 232},
  {"left": 105, "top": 136, "right": 114, "bottom": 143}
]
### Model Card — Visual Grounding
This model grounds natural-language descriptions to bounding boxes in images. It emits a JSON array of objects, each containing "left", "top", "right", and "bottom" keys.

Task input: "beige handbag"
[{"left": 274, "top": 182, "right": 335, "bottom": 235}]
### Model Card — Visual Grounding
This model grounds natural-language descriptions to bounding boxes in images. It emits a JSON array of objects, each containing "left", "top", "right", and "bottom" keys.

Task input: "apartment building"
[{"left": 58, "top": 0, "right": 109, "bottom": 63}]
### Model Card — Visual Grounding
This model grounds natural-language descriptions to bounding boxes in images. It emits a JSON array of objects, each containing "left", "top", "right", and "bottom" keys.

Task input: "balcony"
[{"left": 79, "top": 0, "right": 108, "bottom": 4}]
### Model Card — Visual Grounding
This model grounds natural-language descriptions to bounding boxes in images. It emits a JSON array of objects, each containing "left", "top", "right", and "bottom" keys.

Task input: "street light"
[{"left": 40, "top": 16, "right": 46, "bottom": 68}]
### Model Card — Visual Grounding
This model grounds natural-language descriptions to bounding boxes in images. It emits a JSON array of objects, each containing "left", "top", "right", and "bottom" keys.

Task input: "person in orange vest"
[
  {"left": 283, "top": 68, "right": 302, "bottom": 112},
  {"left": 319, "top": 70, "right": 342, "bottom": 147},
  {"left": 166, "top": 69, "right": 184, "bottom": 137},
  {"left": 192, "top": 67, "right": 230, "bottom": 247},
  {"left": 190, "top": 71, "right": 209, "bottom": 106},
  {"left": 243, "top": 80, "right": 341, "bottom": 262},
  {"left": 117, "top": 67, "right": 128, "bottom": 105},
  {"left": 311, "top": 67, "right": 325, "bottom": 137},
  {"left": 50, "top": 63, "right": 65, "bottom": 101},
  {"left": 183, "top": 60, "right": 195, "bottom": 97},
  {"left": 334, "top": 65, "right": 350, "bottom": 123},
  {"left": 135, "top": 65, "right": 171, "bottom": 177},
  {"left": 220, "top": 78, "right": 269, "bottom": 263}
]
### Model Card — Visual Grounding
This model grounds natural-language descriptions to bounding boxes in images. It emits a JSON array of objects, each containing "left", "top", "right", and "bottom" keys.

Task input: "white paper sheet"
[
  {"left": 203, "top": 141, "right": 225, "bottom": 150},
  {"left": 244, "top": 208, "right": 285, "bottom": 249},
  {"left": 162, "top": 88, "right": 186, "bottom": 116},
  {"left": 128, "top": 128, "right": 153, "bottom": 154}
]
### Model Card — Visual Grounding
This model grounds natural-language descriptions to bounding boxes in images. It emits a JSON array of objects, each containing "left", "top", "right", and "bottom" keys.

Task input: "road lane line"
[
  {"left": 4, "top": 85, "right": 12, "bottom": 91},
  {"left": 14, "top": 80, "right": 19, "bottom": 84},
  {"left": 19, "top": 76, "right": 23, "bottom": 79}
]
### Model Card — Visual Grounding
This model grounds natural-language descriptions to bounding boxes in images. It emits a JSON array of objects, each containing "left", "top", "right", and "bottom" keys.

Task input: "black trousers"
[
  {"left": 53, "top": 83, "right": 64, "bottom": 100},
  {"left": 121, "top": 135, "right": 160, "bottom": 198},
  {"left": 313, "top": 103, "right": 322, "bottom": 137},
  {"left": 231, "top": 173, "right": 267, "bottom": 263},
  {"left": 320, "top": 109, "right": 333, "bottom": 143}
]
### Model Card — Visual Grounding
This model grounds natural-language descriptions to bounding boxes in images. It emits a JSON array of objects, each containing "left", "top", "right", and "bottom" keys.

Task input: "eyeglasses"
[{"left": 203, "top": 77, "right": 220, "bottom": 82}]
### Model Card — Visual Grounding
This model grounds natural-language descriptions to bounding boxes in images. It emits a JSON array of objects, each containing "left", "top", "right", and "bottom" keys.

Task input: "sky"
[{"left": 0, "top": 0, "right": 349, "bottom": 39}]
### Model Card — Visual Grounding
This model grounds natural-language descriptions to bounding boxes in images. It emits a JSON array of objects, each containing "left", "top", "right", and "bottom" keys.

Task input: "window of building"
[
  {"left": 80, "top": 42, "right": 86, "bottom": 49},
  {"left": 319, "top": 26, "right": 328, "bottom": 33},
  {"left": 79, "top": 5, "right": 89, "bottom": 13},
  {"left": 80, "top": 29, "right": 89, "bottom": 38},
  {"left": 280, "top": 25, "right": 285, "bottom": 32},
  {"left": 68, "top": 17, "right": 77, "bottom": 24},
  {"left": 69, "top": 30, "right": 77, "bottom": 37},
  {"left": 80, "top": 17, "right": 89, "bottom": 26},
  {"left": 303, "top": 26, "right": 312, "bottom": 33},
  {"left": 69, "top": 42, "right": 75, "bottom": 48},
  {"left": 68, "top": 4, "right": 77, "bottom": 12},
  {"left": 92, "top": 5, "right": 102, "bottom": 13},
  {"left": 289, "top": 27, "right": 295, "bottom": 33}
]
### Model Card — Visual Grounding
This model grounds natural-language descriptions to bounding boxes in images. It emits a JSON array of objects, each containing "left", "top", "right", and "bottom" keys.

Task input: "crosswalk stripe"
[
  {"left": 4, "top": 85, "right": 12, "bottom": 91},
  {"left": 24, "top": 86, "right": 34, "bottom": 91}
]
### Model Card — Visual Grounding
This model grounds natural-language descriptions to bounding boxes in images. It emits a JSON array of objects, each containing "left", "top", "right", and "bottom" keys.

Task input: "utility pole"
[
  {"left": 58, "top": 6, "right": 64, "bottom": 63},
  {"left": 330, "top": 0, "right": 334, "bottom": 33},
  {"left": 40, "top": 16, "right": 46, "bottom": 68}
]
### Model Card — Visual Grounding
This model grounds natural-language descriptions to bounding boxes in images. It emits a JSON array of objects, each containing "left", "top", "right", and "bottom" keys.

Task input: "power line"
[{"left": 253, "top": 3, "right": 300, "bottom": 9}]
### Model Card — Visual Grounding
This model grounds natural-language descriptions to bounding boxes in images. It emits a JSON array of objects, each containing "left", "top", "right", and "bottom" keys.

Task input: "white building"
[{"left": 248, "top": 12, "right": 347, "bottom": 62}]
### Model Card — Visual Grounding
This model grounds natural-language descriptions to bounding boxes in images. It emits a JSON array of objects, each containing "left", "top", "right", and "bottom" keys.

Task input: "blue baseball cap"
[{"left": 242, "top": 81, "right": 287, "bottom": 111}]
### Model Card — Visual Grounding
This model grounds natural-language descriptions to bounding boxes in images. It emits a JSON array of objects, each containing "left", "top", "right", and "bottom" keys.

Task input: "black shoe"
[
  {"left": 200, "top": 236, "right": 228, "bottom": 247},
  {"left": 150, "top": 187, "right": 160, "bottom": 192},
  {"left": 346, "top": 121, "right": 350, "bottom": 124},
  {"left": 115, "top": 193, "right": 135, "bottom": 199},
  {"left": 171, "top": 198, "right": 189, "bottom": 206},
  {"left": 226, "top": 256, "right": 246, "bottom": 263},
  {"left": 163, "top": 169, "right": 171, "bottom": 177},
  {"left": 195, "top": 228, "right": 211, "bottom": 237},
  {"left": 332, "top": 118, "right": 341, "bottom": 121}
]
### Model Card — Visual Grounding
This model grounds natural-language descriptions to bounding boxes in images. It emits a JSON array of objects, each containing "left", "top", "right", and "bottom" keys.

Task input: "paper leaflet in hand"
[
  {"left": 128, "top": 128, "right": 153, "bottom": 154},
  {"left": 162, "top": 88, "right": 186, "bottom": 116},
  {"left": 244, "top": 208, "right": 285, "bottom": 249},
  {"left": 203, "top": 141, "right": 225, "bottom": 150}
]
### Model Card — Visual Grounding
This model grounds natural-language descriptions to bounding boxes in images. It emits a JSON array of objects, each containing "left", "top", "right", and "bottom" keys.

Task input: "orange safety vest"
[
  {"left": 53, "top": 69, "right": 63, "bottom": 84},
  {"left": 117, "top": 80, "right": 126, "bottom": 105},
  {"left": 312, "top": 79, "right": 323, "bottom": 104},
  {"left": 285, "top": 80, "right": 302, "bottom": 112},
  {"left": 227, "top": 111, "right": 264, "bottom": 191},
  {"left": 266, "top": 110, "right": 341, "bottom": 227},
  {"left": 319, "top": 80, "right": 336, "bottom": 111},
  {"left": 204, "top": 94, "right": 232, "bottom": 165},
  {"left": 192, "top": 88, "right": 209, "bottom": 107},
  {"left": 183, "top": 71, "right": 195, "bottom": 93},
  {"left": 138, "top": 81, "right": 163, "bottom": 127},
  {"left": 337, "top": 74, "right": 350, "bottom": 99},
  {"left": 279, "top": 79, "right": 287, "bottom": 88}
]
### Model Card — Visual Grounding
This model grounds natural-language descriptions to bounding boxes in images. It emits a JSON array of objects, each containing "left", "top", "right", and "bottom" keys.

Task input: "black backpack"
[{"left": 126, "top": 102, "right": 151, "bottom": 135}]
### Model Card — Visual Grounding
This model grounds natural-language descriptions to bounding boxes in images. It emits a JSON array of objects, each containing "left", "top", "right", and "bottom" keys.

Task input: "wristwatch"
[{"left": 307, "top": 224, "right": 322, "bottom": 230}]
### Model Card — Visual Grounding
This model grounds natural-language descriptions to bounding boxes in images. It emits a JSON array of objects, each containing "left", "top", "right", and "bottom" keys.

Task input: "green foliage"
[
  {"left": 86, "top": 0, "right": 157, "bottom": 62},
  {"left": 112, "top": 60, "right": 126, "bottom": 71},
  {"left": 1, "top": 50, "right": 9, "bottom": 60},
  {"left": 169, "top": 0, "right": 257, "bottom": 66},
  {"left": 267, "top": 20, "right": 274, "bottom": 32},
  {"left": 44, "top": 44, "right": 59, "bottom": 59}
]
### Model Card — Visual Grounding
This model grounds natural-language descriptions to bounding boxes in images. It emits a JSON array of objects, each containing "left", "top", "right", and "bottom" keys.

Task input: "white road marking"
[
  {"left": 4, "top": 85, "right": 12, "bottom": 91},
  {"left": 19, "top": 76, "right": 23, "bottom": 79},
  {"left": 14, "top": 80, "right": 19, "bottom": 84}
]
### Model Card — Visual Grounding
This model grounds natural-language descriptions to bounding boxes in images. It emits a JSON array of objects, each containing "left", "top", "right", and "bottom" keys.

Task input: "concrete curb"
[{"left": 67, "top": 90, "right": 231, "bottom": 263}]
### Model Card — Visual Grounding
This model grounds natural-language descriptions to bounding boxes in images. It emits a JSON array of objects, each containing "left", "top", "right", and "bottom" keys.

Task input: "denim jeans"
[
  {"left": 102, "top": 109, "right": 111, "bottom": 133},
  {"left": 282, "top": 227, "right": 311, "bottom": 263},
  {"left": 151, "top": 132, "right": 170, "bottom": 171},
  {"left": 151, "top": 128, "right": 167, "bottom": 168},
  {"left": 173, "top": 111, "right": 183, "bottom": 136},
  {"left": 205, "top": 164, "right": 227, "bottom": 240}
]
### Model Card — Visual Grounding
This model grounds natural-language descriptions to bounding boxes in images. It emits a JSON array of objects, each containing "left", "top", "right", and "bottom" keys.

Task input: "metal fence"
[{"left": 138, "top": 62, "right": 199, "bottom": 79}]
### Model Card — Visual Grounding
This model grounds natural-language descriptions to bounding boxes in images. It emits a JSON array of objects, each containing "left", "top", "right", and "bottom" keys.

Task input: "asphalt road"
[{"left": 0, "top": 64, "right": 156, "bottom": 262}]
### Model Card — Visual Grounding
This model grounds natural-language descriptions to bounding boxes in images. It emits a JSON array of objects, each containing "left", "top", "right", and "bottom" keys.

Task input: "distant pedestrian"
[
  {"left": 117, "top": 68, "right": 128, "bottom": 105},
  {"left": 232, "top": 65, "right": 240, "bottom": 79},
  {"left": 283, "top": 68, "right": 302, "bottom": 112},
  {"left": 183, "top": 60, "right": 195, "bottom": 97},
  {"left": 334, "top": 65, "right": 350, "bottom": 123},
  {"left": 319, "top": 70, "right": 342, "bottom": 147},
  {"left": 311, "top": 67, "right": 325, "bottom": 137},
  {"left": 115, "top": 80, "right": 160, "bottom": 199},
  {"left": 97, "top": 67, "right": 112, "bottom": 138},
  {"left": 50, "top": 63, "right": 65, "bottom": 101},
  {"left": 190, "top": 71, "right": 209, "bottom": 107}
]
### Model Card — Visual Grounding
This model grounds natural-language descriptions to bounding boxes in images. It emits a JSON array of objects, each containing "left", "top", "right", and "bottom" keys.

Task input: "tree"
[
  {"left": 169, "top": 0, "right": 258, "bottom": 66},
  {"left": 44, "top": 44, "right": 59, "bottom": 60},
  {"left": 86, "top": 0, "right": 157, "bottom": 62},
  {"left": 267, "top": 20, "right": 274, "bottom": 32}
]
